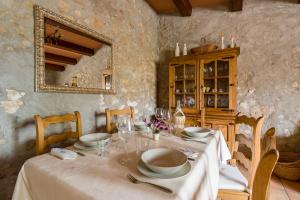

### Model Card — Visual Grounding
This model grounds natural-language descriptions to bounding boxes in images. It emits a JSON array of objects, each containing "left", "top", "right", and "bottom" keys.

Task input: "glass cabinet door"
[
  {"left": 184, "top": 64, "right": 196, "bottom": 108},
  {"left": 203, "top": 59, "right": 231, "bottom": 110},
  {"left": 173, "top": 61, "right": 197, "bottom": 110}
]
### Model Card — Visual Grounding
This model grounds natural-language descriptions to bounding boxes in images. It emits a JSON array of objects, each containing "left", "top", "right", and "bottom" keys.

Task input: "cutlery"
[
  {"left": 181, "top": 137, "right": 207, "bottom": 144},
  {"left": 74, "top": 151, "right": 85, "bottom": 156},
  {"left": 126, "top": 174, "right": 173, "bottom": 194},
  {"left": 66, "top": 148, "right": 86, "bottom": 156}
]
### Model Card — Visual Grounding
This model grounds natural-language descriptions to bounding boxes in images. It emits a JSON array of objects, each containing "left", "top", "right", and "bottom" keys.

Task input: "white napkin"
[
  {"left": 50, "top": 148, "right": 77, "bottom": 160},
  {"left": 217, "top": 130, "right": 232, "bottom": 164}
]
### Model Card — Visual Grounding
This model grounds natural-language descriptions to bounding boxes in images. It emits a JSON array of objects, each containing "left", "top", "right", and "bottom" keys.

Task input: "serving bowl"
[
  {"left": 141, "top": 148, "right": 187, "bottom": 175},
  {"left": 79, "top": 133, "right": 111, "bottom": 147},
  {"left": 183, "top": 127, "right": 212, "bottom": 138}
]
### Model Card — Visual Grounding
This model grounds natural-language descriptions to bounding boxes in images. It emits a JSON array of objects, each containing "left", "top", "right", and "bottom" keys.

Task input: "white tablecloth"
[{"left": 12, "top": 130, "right": 231, "bottom": 200}]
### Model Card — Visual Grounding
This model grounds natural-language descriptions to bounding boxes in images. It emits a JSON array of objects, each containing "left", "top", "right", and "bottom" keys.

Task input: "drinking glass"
[
  {"left": 97, "top": 140, "right": 110, "bottom": 157},
  {"left": 135, "top": 130, "right": 150, "bottom": 156},
  {"left": 117, "top": 116, "right": 134, "bottom": 165}
]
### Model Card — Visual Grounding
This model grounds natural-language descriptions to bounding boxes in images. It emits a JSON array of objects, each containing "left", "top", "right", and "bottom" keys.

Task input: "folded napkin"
[{"left": 50, "top": 148, "right": 77, "bottom": 160}]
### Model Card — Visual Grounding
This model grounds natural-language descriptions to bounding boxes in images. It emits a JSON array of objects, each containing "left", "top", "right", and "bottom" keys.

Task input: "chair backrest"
[
  {"left": 252, "top": 149, "right": 279, "bottom": 200},
  {"left": 234, "top": 114, "right": 264, "bottom": 189},
  {"left": 34, "top": 111, "right": 82, "bottom": 155},
  {"left": 105, "top": 107, "right": 134, "bottom": 133},
  {"left": 261, "top": 127, "right": 276, "bottom": 157}
]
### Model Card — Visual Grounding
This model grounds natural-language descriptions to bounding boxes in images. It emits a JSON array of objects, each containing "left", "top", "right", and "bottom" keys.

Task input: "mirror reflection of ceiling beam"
[
  {"left": 44, "top": 17, "right": 103, "bottom": 73},
  {"left": 45, "top": 53, "right": 77, "bottom": 65},
  {"left": 45, "top": 18, "right": 107, "bottom": 46},
  {"left": 45, "top": 63, "right": 65, "bottom": 71},
  {"left": 44, "top": 41, "right": 94, "bottom": 56}
]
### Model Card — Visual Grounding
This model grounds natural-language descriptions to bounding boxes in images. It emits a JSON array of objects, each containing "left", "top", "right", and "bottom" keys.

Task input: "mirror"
[{"left": 34, "top": 5, "right": 115, "bottom": 94}]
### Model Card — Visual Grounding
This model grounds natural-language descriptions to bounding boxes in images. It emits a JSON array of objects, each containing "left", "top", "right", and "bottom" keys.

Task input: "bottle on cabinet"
[
  {"left": 183, "top": 43, "right": 187, "bottom": 56},
  {"left": 175, "top": 43, "right": 180, "bottom": 57}
]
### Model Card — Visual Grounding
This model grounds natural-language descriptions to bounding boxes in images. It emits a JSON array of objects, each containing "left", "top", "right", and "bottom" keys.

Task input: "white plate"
[
  {"left": 183, "top": 127, "right": 212, "bottom": 138},
  {"left": 137, "top": 160, "right": 191, "bottom": 179},
  {"left": 80, "top": 133, "right": 111, "bottom": 147},
  {"left": 74, "top": 142, "right": 96, "bottom": 151}
]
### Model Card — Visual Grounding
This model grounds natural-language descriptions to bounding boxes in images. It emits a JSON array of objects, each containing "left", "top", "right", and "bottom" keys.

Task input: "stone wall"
[
  {"left": 158, "top": 0, "right": 300, "bottom": 151},
  {"left": 0, "top": 0, "right": 158, "bottom": 199}
]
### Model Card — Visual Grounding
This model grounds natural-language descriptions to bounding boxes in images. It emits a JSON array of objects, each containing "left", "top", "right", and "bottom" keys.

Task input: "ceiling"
[{"left": 145, "top": 0, "right": 240, "bottom": 16}]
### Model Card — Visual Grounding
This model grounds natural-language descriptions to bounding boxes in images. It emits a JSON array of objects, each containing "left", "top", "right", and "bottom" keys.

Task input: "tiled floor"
[{"left": 269, "top": 175, "right": 300, "bottom": 200}]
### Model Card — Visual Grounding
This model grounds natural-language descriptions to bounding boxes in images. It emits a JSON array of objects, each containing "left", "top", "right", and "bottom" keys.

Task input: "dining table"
[{"left": 12, "top": 129, "right": 231, "bottom": 200}]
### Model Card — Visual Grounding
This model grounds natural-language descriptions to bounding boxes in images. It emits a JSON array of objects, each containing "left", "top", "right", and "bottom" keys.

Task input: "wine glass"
[
  {"left": 116, "top": 116, "right": 134, "bottom": 165},
  {"left": 163, "top": 109, "right": 172, "bottom": 136},
  {"left": 155, "top": 108, "right": 164, "bottom": 121}
]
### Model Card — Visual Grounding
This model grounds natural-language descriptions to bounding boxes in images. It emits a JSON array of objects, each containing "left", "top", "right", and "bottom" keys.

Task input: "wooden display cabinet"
[{"left": 169, "top": 48, "right": 240, "bottom": 152}]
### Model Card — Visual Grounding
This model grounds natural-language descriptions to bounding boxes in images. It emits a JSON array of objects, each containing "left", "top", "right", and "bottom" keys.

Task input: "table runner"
[{"left": 12, "top": 130, "right": 231, "bottom": 200}]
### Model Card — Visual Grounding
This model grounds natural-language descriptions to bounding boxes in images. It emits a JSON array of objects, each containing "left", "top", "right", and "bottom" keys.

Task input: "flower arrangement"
[{"left": 144, "top": 115, "right": 169, "bottom": 133}]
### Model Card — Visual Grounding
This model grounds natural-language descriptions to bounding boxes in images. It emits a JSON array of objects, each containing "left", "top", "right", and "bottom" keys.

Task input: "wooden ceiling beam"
[
  {"left": 172, "top": 0, "right": 192, "bottom": 16},
  {"left": 45, "top": 53, "right": 77, "bottom": 65},
  {"left": 45, "top": 63, "right": 65, "bottom": 71},
  {"left": 229, "top": 0, "right": 243, "bottom": 12},
  {"left": 298, "top": 0, "right": 300, "bottom": 4},
  {"left": 45, "top": 40, "right": 94, "bottom": 56}
]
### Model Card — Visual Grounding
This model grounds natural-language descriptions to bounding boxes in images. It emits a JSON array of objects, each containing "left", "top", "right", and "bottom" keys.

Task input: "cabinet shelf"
[
  {"left": 175, "top": 78, "right": 195, "bottom": 81},
  {"left": 184, "top": 78, "right": 195, "bottom": 81},
  {"left": 185, "top": 93, "right": 195, "bottom": 95},
  {"left": 204, "top": 76, "right": 229, "bottom": 79},
  {"left": 204, "top": 92, "right": 229, "bottom": 95}
]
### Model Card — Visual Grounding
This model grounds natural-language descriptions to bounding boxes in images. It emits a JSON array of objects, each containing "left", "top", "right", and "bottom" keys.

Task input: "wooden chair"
[
  {"left": 218, "top": 149, "right": 279, "bottom": 200},
  {"left": 234, "top": 114, "right": 264, "bottom": 178},
  {"left": 261, "top": 127, "right": 276, "bottom": 157},
  {"left": 34, "top": 111, "right": 82, "bottom": 155},
  {"left": 105, "top": 107, "right": 134, "bottom": 133},
  {"left": 251, "top": 149, "right": 279, "bottom": 200},
  {"left": 218, "top": 114, "right": 264, "bottom": 200}
]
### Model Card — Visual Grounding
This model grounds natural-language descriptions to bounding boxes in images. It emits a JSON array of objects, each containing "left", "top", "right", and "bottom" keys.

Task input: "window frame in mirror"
[{"left": 34, "top": 5, "right": 115, "bottom": 94}]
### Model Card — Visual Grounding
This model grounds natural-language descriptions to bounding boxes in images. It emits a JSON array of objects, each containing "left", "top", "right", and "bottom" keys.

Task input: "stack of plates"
[
  {"left": 182, "top": 127, "right": 213, "bottom": 139},
  {"left": 137, "top": 148, "right": 191, "bottom": 179},
  {"left": 74, "top": 133, "right": 111, "bottom": 151}
]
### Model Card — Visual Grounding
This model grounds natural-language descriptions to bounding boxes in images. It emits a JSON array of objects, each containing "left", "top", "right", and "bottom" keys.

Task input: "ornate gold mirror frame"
[{"left": 34, "top": 5, "right": 115, "bottom": 94}]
